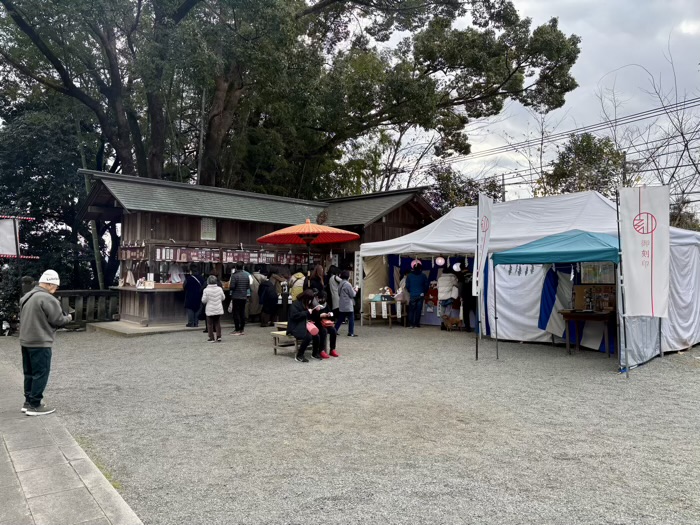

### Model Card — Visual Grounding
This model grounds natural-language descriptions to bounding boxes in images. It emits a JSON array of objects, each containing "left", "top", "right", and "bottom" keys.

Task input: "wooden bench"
[{"left": 271, "top": 331, "right": 300, "bottom": 355}]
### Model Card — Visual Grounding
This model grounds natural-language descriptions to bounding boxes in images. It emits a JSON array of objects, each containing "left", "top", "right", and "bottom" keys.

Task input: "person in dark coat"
[
  {"left": 311, "top": 291, "right": 338, "bottom": 358},
  {"left": 258, "top": 274, "right": 279, "bottom": 327},
  {"left": 287, "top": 289, "right": 320, "bottom": 363},
  {"left": 405, "top": 262, "right": 429, "bottom": 328},
  {"left": 183, "top": 264, "right": 204, "bottom": 327}
]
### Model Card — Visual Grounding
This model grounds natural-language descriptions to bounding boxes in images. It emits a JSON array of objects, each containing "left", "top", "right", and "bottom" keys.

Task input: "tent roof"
[
  {"left": 360, "top": 190, "right": 700, "bottom": 256},
  {"left": 492, "top": 230, "right": 620, "bottom": 266}
]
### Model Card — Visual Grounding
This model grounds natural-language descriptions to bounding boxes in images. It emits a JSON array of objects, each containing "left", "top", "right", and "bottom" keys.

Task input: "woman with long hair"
[
  {"left": 306, "top": 264, "right": 325, "bottom": 294},
  {"left": 287, "top": 289, "right": 322, "bottom": 362}
]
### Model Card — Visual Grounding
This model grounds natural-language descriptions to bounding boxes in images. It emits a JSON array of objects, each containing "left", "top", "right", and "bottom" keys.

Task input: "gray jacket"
[
  {"left": 328, "top": 275, "right": 342, "bottom": 310},
  {"left": 338, "top": 280, "right": 356, "bottom": 313},
  {"left": 19, "top": 286, "right": 72, "bottom": 348}
]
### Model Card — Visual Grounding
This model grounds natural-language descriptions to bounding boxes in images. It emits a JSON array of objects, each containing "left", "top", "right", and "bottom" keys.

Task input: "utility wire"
[{"left": 411, "top": 97, "right": 700, "bottom": 172}]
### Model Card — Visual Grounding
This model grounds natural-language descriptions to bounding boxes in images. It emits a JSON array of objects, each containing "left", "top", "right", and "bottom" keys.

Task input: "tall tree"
[
  {"left": 0, "top": 0, "right": 581, "bottom": 194},
  {"left": 425, "top": 163, "right": 502, "bottom": 215},
  {"left": 0, "top": 91, "right": 119, "bottom": 288},
  {"left": 538, "top": 133, "right": 627, "bottom": 198}
]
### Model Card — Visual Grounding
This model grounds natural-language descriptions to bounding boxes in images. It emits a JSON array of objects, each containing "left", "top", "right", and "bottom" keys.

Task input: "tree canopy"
[
  {"left": 537, "top": 133, "right": 627, "bottom": 199},
  {"left": 0, "top": 0, "right": 581, "bottom": 198}
]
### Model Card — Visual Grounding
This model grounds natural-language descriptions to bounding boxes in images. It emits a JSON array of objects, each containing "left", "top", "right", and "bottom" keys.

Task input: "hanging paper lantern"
[
  {"left": 452, "top": 262, "right": 462, "bottom": 272},
  {"left": 435, "top": 256, "right": 446, "bottom": 267}
]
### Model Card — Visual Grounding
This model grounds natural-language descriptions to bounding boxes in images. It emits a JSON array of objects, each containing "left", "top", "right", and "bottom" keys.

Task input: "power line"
[
  {"left": 412, "top": 97, "right": 700, "bottom": 172},
  {"left": 461, "top": 98, "right": 700, "bottom": 161},
  {"left": 467, "top": 134, "right": 699, "bottom": 185}
]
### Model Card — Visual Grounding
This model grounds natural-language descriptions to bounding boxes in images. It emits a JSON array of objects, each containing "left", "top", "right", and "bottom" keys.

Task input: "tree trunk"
[
  {"left": 147, "top": 92, "right": 165, "bottom": 179},
  {"left": 76, "top": 117, "right": 105, "bottom": 290},
  {"left": 199, "top": 74, "right": 245, "bottom": 187}
]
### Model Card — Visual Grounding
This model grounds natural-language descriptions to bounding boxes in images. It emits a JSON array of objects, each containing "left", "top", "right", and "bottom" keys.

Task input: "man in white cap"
[{"left": 19, "top": 270, "right": 72, "bottom": 416}]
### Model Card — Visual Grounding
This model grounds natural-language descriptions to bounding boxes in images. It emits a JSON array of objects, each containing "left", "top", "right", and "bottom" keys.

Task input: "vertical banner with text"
[
  {"left": 472, "top": 193, "right": 493, "bottom": 297},
  {"left": 619, "top": 186, "right": 670, "bottom": 317}
]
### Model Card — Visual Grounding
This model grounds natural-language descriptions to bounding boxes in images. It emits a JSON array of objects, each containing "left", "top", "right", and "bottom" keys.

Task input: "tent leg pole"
[
  {"left": 475, "top": 300, "right": 479, "bottom": 361},
  {"left": 494, "top": 264, "right": 499, "bottom": 360},
  {"left": 658, "top": 317, "right": 663, "bottom": 358}
]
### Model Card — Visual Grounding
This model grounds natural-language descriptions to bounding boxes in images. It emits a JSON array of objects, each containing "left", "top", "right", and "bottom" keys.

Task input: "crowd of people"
[{"left": 183, "top": 263, "right": 359, "bottom": 363}]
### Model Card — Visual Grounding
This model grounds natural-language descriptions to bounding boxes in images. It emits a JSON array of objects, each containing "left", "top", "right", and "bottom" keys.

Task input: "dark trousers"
[
  {"left": 232, "top": 298, "right": 247, "bottom": 332},
  {"left": 22, "top": 346, "right": 52, "bottom": 407},
  {"left": 334, "top": 311, "right": 355, "bottom": 335},
  {"left": 207, "top": 315, "right": 222, "bottom": 340},
  {"left": 318, "top": 325, "right": 337, "bottom": 351},
  {"left": 297, "top": 333, "right": 320, "bottom": 358},
  {"left": 408, "top": 297, "right": 424, "bottom": 327},
  {"left": 185, "top": 308, "right": 199, "bottom": 327},
  {"left": 260, "top": 310, "right": 278, "bottom": 327}
]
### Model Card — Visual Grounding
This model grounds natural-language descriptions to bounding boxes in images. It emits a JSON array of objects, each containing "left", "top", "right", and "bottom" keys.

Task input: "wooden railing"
[{"left": 55, "top": 290, "right": 119, "bottom": 327}]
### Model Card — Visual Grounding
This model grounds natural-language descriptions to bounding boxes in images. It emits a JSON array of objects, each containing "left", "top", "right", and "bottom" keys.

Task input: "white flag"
[
  {"left": 473, "top": 193, "right": 493, "bottom": 296},
  {"left": 0, "top": 219, "right": 18, "bottom": 256},
  {"left": 619, "top": 186, "right": 670, "bottom": 317}
]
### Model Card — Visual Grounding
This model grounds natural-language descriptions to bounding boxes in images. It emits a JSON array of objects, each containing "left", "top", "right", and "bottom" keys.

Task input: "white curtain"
[{"left": 486, "top": 261, "right": 551, "bottom": 343}]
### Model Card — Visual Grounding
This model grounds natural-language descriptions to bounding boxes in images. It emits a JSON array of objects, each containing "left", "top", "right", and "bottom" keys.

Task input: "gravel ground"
[{"left": 1, "top": 323, "right": 699, "bottom": 525}]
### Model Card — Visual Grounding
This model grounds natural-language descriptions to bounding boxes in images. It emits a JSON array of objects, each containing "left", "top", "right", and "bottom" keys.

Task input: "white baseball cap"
[{"left": 39, "top": 270, "right": 60, "bottom": 286}]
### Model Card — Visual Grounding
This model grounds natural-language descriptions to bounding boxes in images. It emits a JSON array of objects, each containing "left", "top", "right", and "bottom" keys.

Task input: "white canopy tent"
[{"left": 360, "top": 191, "right": 700, "bottom": 368}]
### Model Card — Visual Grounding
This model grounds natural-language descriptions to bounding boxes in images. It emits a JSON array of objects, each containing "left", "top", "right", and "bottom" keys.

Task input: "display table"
[
  {"left": 111, "top": 286, "right": 184, "bottom": 326},
  {"left": 367, "top": 300, "right": 401, "bottom": 328},
  {"left": 559, "top": 310, "right": 616, "bottom": 357}
]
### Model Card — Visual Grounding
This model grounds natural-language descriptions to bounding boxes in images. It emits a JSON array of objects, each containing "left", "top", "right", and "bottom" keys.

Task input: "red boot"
[
  {"left": 329, "top": 350, "right": 339, "bottom": 357},
  {"left": 319, "top": 351, "right": 330, "bottom": 359}
]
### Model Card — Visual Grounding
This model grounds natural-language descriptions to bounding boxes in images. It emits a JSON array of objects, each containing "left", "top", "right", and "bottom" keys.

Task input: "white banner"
[
  {"left": 619, "top": 186, "right": 670, "bottom": 317},
  {"left": 473, "top": 193, "right": 493, "bottom": 296},
  {"left": 0, "top": 219, "right": 18, "bottom": 256}
]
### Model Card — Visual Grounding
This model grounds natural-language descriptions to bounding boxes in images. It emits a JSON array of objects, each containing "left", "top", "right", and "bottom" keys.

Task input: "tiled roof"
[
  {"left": 79, "top": 171, "right": 437, "bottom": 227},
  {"left": 81, "top": 172, "right": 327, "bottom": 225}
]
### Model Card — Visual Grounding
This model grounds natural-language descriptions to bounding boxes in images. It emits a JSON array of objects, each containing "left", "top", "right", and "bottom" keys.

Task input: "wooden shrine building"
[{"left": 78, "top": 170, "right": 439, "bottom": 326}]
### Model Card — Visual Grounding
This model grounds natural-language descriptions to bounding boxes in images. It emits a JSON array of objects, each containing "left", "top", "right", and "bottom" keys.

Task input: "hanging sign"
[
  {"left": 0, "top": 219, "right": 17, "bottom": 256},
  {"left": 472, "top": 193, "right": 493, "bottom": 296},
  {"left": 619, "top": 186, "right": 670, "bottom": 317}
]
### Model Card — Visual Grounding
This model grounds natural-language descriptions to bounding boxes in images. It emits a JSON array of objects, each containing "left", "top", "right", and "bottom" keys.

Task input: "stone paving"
[{"left": 0, "top": 359, "right": 142, "bottom": 525}]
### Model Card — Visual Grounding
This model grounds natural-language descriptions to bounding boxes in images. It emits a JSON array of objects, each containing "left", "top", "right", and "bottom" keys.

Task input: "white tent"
[{"left": 360, "top": 191, "right": 700, "bottom": 368}]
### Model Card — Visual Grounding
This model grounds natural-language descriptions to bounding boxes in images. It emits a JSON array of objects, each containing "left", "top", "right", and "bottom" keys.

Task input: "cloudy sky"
[{"left": 451, "top": 0, "right": 700, "bottom": 198}]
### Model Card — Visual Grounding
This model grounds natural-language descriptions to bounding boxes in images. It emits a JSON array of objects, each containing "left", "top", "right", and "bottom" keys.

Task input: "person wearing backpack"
[{"left": 334, "top": 270, "right": 358, "bottom": 337}]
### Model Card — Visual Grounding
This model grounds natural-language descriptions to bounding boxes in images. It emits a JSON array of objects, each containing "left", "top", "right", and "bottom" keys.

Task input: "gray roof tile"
[
  {"left": 325, "top": 193, "right": 413, "bottom": 227},
  {"left": 100, "top": 177, "right": 326, "bottom": 225}
]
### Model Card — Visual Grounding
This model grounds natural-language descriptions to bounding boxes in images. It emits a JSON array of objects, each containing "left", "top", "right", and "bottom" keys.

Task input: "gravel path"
[{"left": 1, "top": 324, "right": 699, "bottom": 525}]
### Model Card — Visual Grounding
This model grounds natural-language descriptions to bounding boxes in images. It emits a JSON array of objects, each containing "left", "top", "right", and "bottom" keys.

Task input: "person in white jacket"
[
  {"left": 437, "top": 268, "right": 460, "bottom": 320},
  {"left": 201, "top": 276, "right": 226, "bottom": 342}
]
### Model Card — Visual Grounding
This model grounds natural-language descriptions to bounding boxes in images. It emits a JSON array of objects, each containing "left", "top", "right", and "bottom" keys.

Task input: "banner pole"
[
  {"left": 616, "top": 190, "right": 630, "bottom": 379},
  {"left": 475, "top": 199, "right": 480, "bottom": 361},
  {"left": 12, "top": 218, "right": 21, "bottom": 283}
]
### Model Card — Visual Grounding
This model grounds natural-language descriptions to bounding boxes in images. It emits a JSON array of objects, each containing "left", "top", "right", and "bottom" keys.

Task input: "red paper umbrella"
[{"left": 257, "top": 219, "right": 359, "bottom": 261}]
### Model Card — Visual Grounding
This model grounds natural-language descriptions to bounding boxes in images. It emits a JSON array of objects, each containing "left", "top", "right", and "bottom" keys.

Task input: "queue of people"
[{"left": 182, "top": 262, "right": 357, "bottom": 358}]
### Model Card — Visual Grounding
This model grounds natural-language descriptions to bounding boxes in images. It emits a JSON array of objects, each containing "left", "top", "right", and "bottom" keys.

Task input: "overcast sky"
[{"left": 452, "top": 0, "right": 700, "bottom": 198}]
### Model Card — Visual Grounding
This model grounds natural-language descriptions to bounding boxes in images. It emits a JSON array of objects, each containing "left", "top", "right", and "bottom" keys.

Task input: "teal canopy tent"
[{"left": 492, "top": 229, "right": 620, "bottom": 266}]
